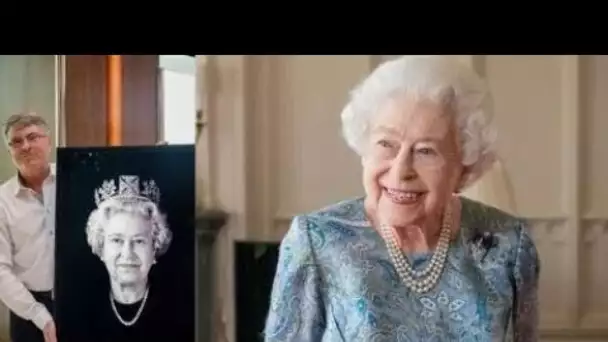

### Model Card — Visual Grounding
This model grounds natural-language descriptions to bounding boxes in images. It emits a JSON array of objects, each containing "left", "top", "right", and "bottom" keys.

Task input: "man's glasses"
[{"left": 8, "top": 132, "right": 46, "bottom": 148}]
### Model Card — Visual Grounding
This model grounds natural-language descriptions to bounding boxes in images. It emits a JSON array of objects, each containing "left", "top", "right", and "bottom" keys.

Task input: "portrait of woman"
[
  {"left": 54, "top": 145, "right": 195, "bottom": 342},
  {"left": 85, "top": 175, "right": 172, "bottom": 327},
  {"left": 264, "top": 56, "right": 541, "bottom": 341}
]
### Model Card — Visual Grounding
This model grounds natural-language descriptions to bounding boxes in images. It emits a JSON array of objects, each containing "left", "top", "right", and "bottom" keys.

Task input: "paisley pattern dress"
[{"left": 264, "top": 196, "right": 540, "bottom": 342}]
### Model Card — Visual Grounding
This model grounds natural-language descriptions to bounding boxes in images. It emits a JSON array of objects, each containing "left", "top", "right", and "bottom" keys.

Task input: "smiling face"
[
  {"left": 101, "top": 212, "right": 155, "bottom": 287},
  {"left": 362, "top": 93, "right": 464, "bottom": 230}
]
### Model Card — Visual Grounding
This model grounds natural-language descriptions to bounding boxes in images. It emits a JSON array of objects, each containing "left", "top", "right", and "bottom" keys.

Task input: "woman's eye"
[
  {"left": 377, "top": 140, "right": 393, "bottom": 148},
  {"left": 416, "top": 147, "right": 436, "bottom": 155},
  {"left": 110, "top": 238, "right": 122, "bottom": 244}
]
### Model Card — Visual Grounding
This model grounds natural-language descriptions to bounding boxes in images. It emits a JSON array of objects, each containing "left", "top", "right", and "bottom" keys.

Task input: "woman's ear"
[{"left": 454, "top": 165, "right": 472, "bottom": 194}]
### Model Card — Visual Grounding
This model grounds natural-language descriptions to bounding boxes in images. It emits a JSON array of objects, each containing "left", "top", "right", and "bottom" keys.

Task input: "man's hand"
[{"left": 43, "top": 320, "right": 57, "bottom": 342}]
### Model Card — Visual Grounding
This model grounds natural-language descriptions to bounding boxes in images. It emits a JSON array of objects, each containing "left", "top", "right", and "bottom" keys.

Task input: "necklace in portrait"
[
  {"left": 380, "top": 203, "right": 452, "bottom": 294},
  {"left": 110, "top": 287, "right": 150, "bottom": 327}
]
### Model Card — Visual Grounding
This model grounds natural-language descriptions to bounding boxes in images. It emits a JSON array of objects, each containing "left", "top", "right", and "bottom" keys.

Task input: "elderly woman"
[
  {"left": 264, "top": 56, "right": 540, "bottom": 341},
  {"left": 84, "top": 175, "right": 174, "bottom": 339}
]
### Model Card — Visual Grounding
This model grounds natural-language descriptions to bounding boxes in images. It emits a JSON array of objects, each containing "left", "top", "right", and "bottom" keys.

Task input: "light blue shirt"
[{"left": 264, "top": 196, "right": 540, "bottom": 341}]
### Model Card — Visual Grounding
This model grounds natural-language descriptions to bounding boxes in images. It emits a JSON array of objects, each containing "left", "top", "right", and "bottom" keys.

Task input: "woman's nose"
[
  {"left": 391, "top": 148, "right": 417, "bottom": 181},
  {"left": 120, "top": 241, "right": 135, "bottom": 257}
]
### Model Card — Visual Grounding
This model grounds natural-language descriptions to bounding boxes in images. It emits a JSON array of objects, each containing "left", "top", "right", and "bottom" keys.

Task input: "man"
[{"left": 0, "top": 113, "right": 57, "bottom": 342}]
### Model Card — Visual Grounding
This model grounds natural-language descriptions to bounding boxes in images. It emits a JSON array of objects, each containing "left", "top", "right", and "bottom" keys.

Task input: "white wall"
[
  {"left": 197, "top": 55, "right": 608, "bottom": 342},
  {"left": 159, "top": 55, "right": 196, "bottom": 145},
  {"left": 0, "top": 55, "right": 57, "bottom": 182}
]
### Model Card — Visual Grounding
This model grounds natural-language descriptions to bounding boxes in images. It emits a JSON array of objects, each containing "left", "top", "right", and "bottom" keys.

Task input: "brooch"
[{"left": 472, "top": 232, "right": 497, "bottom": 261}]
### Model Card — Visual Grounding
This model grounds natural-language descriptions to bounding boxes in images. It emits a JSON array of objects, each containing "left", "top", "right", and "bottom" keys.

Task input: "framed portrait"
[{"left": 54, "top": 145, "right": 195, "bottom": 342}]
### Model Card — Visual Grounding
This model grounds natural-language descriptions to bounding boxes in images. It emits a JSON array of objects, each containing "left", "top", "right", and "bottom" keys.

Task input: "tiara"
[{"left": 94, "top": 175, "right": 161, "bottom": 206}]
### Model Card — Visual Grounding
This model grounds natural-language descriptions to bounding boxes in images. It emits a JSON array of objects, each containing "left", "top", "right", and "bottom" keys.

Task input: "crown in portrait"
[{"left": 94, "top": 175, "right": 161, "bottom": 206}]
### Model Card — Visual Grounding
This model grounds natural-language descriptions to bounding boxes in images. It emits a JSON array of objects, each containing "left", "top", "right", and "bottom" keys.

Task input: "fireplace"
[
  {"left": 195, "top": 211, "right": 226, "bottom": 342},
  {"left": 234, "top": 241, "right": 280, "bottom": 342}
]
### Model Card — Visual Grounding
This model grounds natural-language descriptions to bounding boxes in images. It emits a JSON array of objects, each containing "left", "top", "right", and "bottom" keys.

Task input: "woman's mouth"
[{"left": 384, "top": 188, "right": 426, "bottom": 205}]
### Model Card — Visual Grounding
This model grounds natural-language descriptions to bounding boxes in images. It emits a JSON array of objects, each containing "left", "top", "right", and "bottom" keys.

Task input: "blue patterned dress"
[{"left": 264, "top": 196, "right": 540, "bottom": 342}]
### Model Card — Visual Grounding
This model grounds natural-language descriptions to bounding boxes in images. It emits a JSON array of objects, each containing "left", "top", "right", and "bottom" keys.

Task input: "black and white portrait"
[
  {"left": 54, "top": 145, "right": 195, "bottom": 342},
  {"left": 87, "top": 175, "right": 172, "bottom": 324}
]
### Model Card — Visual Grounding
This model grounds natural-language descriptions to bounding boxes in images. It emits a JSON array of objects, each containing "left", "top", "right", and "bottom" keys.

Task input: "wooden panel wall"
[
  {"left": 63, "top": 55, "right": 159, "bottom": 147},
  {"left": 121, "top": 55, "right": 160, "bottom": 145},
  {"left": 64, "top": 55, "right": 107, "bottom": 146}
]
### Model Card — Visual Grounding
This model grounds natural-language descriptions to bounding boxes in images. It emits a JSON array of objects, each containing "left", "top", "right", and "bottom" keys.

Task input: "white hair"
[
  {"left": 85, "top": 197, "right": 173, "bottom": 258},
  {"left": 341, "top": 55, "right": 497, "bottom": 189}
]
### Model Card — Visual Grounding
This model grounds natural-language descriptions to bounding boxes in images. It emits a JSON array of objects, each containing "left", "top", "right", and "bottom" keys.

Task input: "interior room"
[
  {"left": 0, "top": 54, "right": 197, "bottom": 341},
  {"left": 198, "top": 55, "right": 608, "bottom": 342},
  {"left": 0, "top": 55, "right": 607, "bottom": 342}
]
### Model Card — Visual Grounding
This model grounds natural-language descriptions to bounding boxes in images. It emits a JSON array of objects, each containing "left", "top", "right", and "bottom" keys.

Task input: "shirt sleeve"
[
  {"left": 264, "top": 215, "right": 326, "bottom": 341},
  {"left": 512, "top": 220, "right": 541, "bottom": 342},
  {"left": 0, "top": 211, "right": 52, "bottom": 331}
]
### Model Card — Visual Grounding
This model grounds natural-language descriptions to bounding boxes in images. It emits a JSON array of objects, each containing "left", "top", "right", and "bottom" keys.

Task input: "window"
[{"left": 158, "top": 55, "right": 196, "bottom": 145}]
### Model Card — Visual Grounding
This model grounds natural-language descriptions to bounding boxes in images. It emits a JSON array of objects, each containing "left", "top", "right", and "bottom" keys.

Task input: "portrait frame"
[{"left": 54, "top": 144, "right": 195, "bottom": 342}]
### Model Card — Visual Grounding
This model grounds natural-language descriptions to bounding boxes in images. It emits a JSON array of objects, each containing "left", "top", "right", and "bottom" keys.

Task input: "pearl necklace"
[
  {"left": 110, "top": 287, "right": 150, "bottom": 327},
  {"left": 380, "top": 205, "right": 452, "bottom": 294}
]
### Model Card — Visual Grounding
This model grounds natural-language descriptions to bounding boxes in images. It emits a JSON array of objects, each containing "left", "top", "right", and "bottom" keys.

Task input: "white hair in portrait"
[
  {"left": 340, "top": 55, "right": 497, "bottom": 190},
  {"left": 85, "top": 175, "right": 173, "bottom": 258}
]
